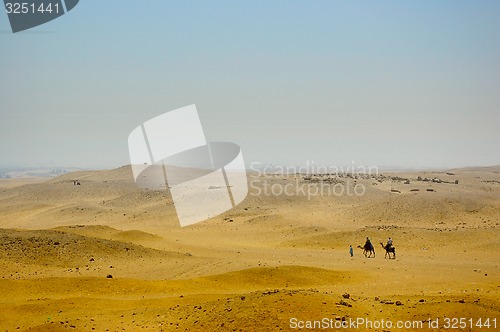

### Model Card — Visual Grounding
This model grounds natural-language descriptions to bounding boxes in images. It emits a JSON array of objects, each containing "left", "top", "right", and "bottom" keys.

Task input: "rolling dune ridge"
[{"left": 0, "top": 166, "right": 498, "bottom": 331}]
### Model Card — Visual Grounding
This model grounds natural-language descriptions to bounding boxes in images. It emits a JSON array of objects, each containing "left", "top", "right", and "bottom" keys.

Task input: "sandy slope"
[
  {"left": 0, "top": 177, "right": 47, "bottom": 189},
  {"left": 0, "top": 165, "right": 498, "bottom": 331}
]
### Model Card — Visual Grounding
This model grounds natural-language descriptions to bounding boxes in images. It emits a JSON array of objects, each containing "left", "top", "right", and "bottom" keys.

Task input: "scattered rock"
[
  {"left": 106, "top": 274, "right": 113, "bottom": 279},
  {"left": 342, "top": 293, "right": 350, "bottom": 299},
  {"left": 459, "top": 299, "right": 465, "bottom": 303},
  {"left": 338, "top": 300, "right": 352, "bottom": 307}
]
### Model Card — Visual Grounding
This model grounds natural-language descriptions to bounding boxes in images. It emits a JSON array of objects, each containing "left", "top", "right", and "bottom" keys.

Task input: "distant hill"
[
  {"left": 50, "top": 165, "right": 135, "bottom": 183},
  {"left": 0, "top": 167, "right": 85, "bottom": 179},
  {"left": 449, "top": 165, "right": 500, "bottom": 173}
]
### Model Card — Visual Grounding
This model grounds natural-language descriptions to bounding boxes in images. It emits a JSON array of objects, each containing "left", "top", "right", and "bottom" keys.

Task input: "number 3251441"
[{"left": 5, "top": 2, "right": 60, "bottom": 14}]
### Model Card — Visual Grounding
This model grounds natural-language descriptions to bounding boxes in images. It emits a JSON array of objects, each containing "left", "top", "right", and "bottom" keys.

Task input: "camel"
[
  {"left": 380, "top": 243, "right": 396, "bottom": 259},
  {"left": 357, "top": 243, "right": 375, "bottom": 258}
]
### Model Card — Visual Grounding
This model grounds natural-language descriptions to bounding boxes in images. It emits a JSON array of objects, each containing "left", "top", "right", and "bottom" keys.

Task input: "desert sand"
[{"left": 0, "top": 166, "right": 498, "bottom": 331}]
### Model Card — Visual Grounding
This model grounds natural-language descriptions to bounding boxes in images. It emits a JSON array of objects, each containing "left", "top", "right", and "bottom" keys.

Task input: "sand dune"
[
  {"left": 0, "top": 177, "right": 47, "bottom": 189},
  {"left": 0, "top": 165, "right": 498, "bottom": 330}
]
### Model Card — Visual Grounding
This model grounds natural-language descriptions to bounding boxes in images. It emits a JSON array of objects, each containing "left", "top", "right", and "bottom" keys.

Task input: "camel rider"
[
  {"left": 365, "top": 237, "right": 373, "bottom": 250},
  {"left": 387, "top": 237, "right": 393, "bottom": 249}
]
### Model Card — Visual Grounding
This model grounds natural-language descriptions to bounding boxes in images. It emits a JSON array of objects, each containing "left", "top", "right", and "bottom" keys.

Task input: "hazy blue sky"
[{"left": 1, "top": 1, "right": 499, "bottom": 169}]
